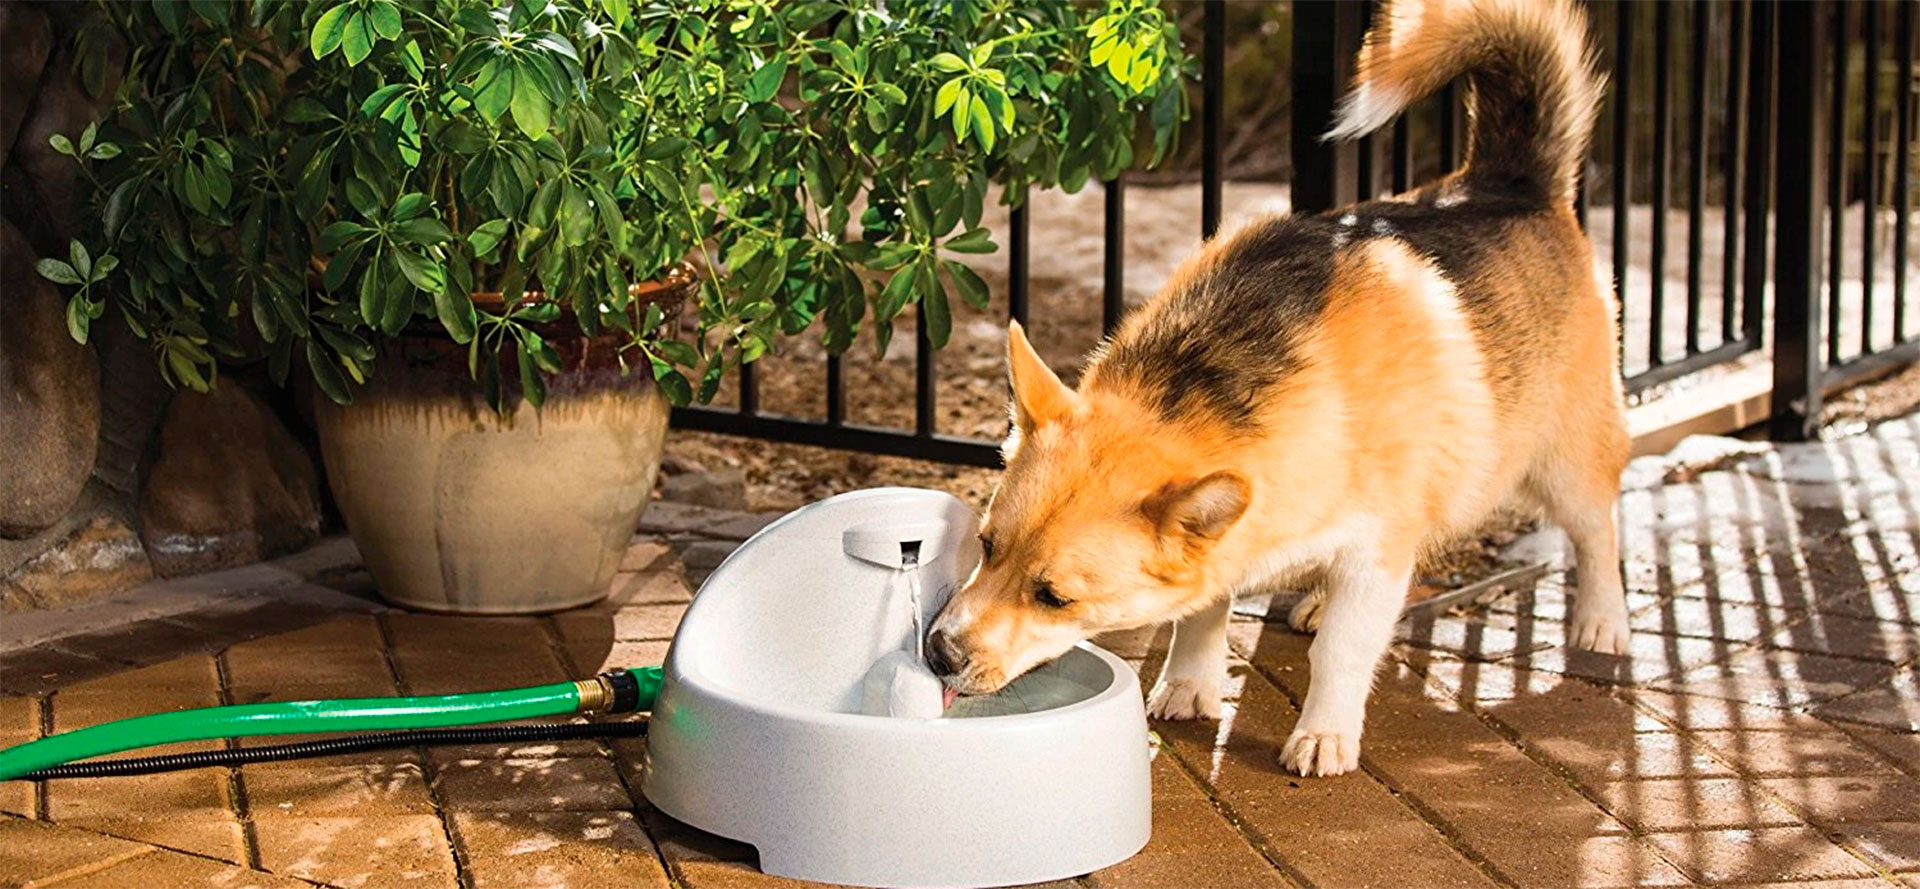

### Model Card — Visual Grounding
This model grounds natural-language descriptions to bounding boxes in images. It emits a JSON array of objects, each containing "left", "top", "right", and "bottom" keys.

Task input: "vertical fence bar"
[
  {"left": 1287, "top": 0, "right": 1339, "bottom": 216},
  {"left": 739, "top": 357, "right": 759, "bottom": 416},
  {"left": 1103, "top": 177, "right": 1125, "bottom": 335},
  {"left": 1391, "top": 116, "right": 1412, "bottom": 193},
  {"left": 1649, "top": 1, "right": 1672, "bottom": 366},
  {"left": 1722, "top": 0, "right": 1749, "bottom": 344},
  {"left": 1439, "top": 82, "right": 1462, "bottom": 171},
  {"left": 914, "top": 306, "right": 934, "bottom": 437},
  {"left": 1008, "top": 205, "right": 1029, "bottom": 326},
  {"left": 1685, "top": 0, "right": 1708, "bottom": 355},
  {"left": 1743, "top": 0, "right": 1775, "bottom": 344},
  {"left": 1772, "top": 0, "right": 1829, "bottom": 441},
  {"left": 1828, "top": 0, "right": 1852, "bottom": 365},
  {"left": 825, "top": 356, "right": 845, "bottom": 426},
  {"left": 1862, "top": 0, "right": 1881, "bottom": 356},
  {"left": 1613, "top": 1, "right": 1634, "bottom": 367},
  {"left": 1203, "top": 0, "right": 1225, "bottom": 234},
  {"left": 1898, "top": 0, "right": 1914, "bottom": 341}
]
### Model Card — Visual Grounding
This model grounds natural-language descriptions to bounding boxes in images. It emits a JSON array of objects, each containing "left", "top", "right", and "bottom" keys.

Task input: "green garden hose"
[{"left": 0, "top": 667, "right": 662, "bottom": 781}]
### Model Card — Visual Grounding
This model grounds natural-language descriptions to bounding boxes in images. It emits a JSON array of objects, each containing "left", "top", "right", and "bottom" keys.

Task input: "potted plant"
[{"left": 36, "top": 0, "right": 1188, "bottom": 613}]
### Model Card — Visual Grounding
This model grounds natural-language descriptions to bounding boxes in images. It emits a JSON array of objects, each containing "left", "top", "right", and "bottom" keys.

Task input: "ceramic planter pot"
[{"left": 313, "top": 267, "right": 695, "bottom": 614}]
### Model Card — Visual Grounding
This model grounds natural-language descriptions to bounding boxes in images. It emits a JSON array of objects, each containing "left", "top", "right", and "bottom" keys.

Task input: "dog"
[{"left": 926, "top": 0, "right": 1625, "bottom": 777}]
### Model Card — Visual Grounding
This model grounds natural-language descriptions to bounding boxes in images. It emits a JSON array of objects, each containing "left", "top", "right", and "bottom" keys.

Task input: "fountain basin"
[{"left": 641, "top": 488, "right": 1151, "bottom": 888}]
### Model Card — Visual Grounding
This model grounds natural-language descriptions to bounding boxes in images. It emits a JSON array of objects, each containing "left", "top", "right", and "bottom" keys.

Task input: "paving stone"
[
  {"left": 56, "top": 815, "right": 248, "bottom": 865},
  {"left": 564, "top": 639, "right": 672, "bottom": 676},
  {"left": 604, "top": 570, "right": 693, "bottom": 606},
  {"left": 230, "top": 614, "right": 385, "bottom": 653},
  {"left": 1837, "top": 821, "right": 1920, "bottom": 871},
  {"left": 1843, "top": 728, "right": 1920, "bottom": 774},
  {"left": 52, "top": 656, "right": 222, "bottom": 738},
  {"left": 1465, "top": 833, "right": 1690, "bottom": 889},
  {"left": 0, "top": 771, "right": 32, "bottom": 816},
  {"left": 0, "top": 695, "right": 35, "bottom": 733},
  {"left": 1627, "top": 690, "right": 1832, "bottom": 732},
  {"left": 1522, "top": 731, "right": 1738, "bottom": 784},
  {"left": 252, "top": 813, "right": 458, "bottom": 889},
  {"left": 387, "top": 642, "right": 569, "bottom": 696},
  {"left": 37, "top": 849, "right": 314, "bottom": 888},
  {"left": 225, "top": 644, "right": 398, "bottom": 702},
  {"left": 241, "top": 762, "right": 434, "bottom": 816},
  {"left": 1155, "top": 669, "right": 1497, "bottom": 888},
  {"left": 636, "top": 501, "right": 735, "bottom": 535},
  {"left": 1646, "top": 648, "right": 1897, "bottom": 708},
  {"left": 424, "top": 717, "right": 606, "bottom": 760},
  {"left": 1689, "top": 728, "right": 1899, "bottom": 776},
  {"left": 702, "top": 511, "right": 783, "bottom": 542},
  {"left": 0, "top": 817, "right": 152, "bottom": 888},
  {"left": 383, "top": 614, "right": 551, "bottom": 654},
  {"left": 452, "top": 810, "right": 670, "bottom": 889},
  {"left": 46, "top": 769, "right": 231, "bottom": 822},
  {"left": 1757, "top": 774, "right": 1920, "bottom": 823},
  {"left": 1498, "top": 632, "right": 1738, "bottom": 687},
  {"left": 554, "top": 604, "right": 688, "bottom": 644},
  {"left": 157, "top": 598, "right": 349, "bottom": 650},
  {"left": 1084, "top": 794, "right": 1296, "bottom": 888},
  {"left": 45, "top": 619, "right": 233, "bottom": 667},
  {"left": 1395, "top": 612, "right": 1554, "bottom": 663},
  {"left": 1630, "top": 596, "right": 1806, "bottom": 640},
  {"left": 1817, "top": 670, "right": 1920, "bottom": 731},
  {"left": 431, "top": 755, "right": 633, "bottom": 812},
  {"left": 619, "top": 538, "right": 676, "bottom": 572},
  {"left": 1644, "top": 826, "right": 1878, "bottom": 883},
  {"left": 0, "top": 646, "right": 129, "bottom": 696},
  {"left": 1770, "top": 612, "right": 1920, "bottom": 664},
  {"left": 1593, "top": 777, "right": 1807, "bottom": 831}
]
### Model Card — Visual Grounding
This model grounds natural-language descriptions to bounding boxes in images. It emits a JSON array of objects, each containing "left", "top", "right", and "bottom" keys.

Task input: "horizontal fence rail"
[{"left": 672, "top": 0, "right": 1920, "bottom": 462}]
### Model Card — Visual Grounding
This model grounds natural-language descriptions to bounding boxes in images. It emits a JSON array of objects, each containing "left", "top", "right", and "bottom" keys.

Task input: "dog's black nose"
[{"left": 926, "top": 630, "right": 969, "bottom": 677}]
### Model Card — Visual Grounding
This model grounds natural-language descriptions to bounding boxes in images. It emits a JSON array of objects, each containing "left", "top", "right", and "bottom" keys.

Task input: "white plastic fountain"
[{"left": 641, "top": 488, "right": 1152, "bottom": 888}]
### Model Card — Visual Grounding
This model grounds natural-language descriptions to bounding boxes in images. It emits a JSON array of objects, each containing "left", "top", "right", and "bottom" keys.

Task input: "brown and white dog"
[{"left": 926, "top": 0, "right": 1626, "bottom": 777}]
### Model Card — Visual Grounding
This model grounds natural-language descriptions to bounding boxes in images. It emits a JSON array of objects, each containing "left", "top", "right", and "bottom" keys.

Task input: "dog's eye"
[
  {"left": 979, "top": 535, "right": 995, "bottom": 561},
  {"left": 1034, "top": 581, "right": 1071, "bottom": 609}
]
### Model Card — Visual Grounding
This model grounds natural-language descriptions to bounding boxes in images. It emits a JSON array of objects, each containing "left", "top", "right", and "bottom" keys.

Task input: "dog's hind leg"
[
  {"left": 1147, "top": 594, "right": 1230, "bottom": 720},
  {"left": 1532, "top": 405, "right": 1632, "bottom": 655},
  {"left": 1282, "top": 542, "right": 1414, "bottom": 777}
]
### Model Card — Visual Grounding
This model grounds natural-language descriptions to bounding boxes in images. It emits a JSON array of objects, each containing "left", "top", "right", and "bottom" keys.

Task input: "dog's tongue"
[{"left": 942, "top": 686, "right": 960, "bottom": 709}]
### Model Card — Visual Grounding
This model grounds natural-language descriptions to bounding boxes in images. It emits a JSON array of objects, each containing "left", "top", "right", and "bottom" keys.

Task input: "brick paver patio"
[{"left": 8, "top": 417, "right": 1920, "bottom": 888}]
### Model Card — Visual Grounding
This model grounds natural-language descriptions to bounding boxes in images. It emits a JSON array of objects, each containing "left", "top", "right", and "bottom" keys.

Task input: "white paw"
[
  {"left": 1280, "top": 727, "right": 1361, "bottom": 777},
  {"left": 1146, "top": 676, "right": 1222, "bottom": 721},
  {"left": 1568, "top": 604, "right": 1631, "bottom": 655},
  {"left": 1288, "top": 591, "right": 1327, "bottom": 634}
]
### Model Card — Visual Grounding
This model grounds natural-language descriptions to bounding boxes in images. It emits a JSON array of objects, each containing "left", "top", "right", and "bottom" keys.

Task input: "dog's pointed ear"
[
  {"left": 1007, "top": 321, "right": 1074, "bottom": 431},
  {"left": 1143, "top": 471, "right": 1251, "bottom": 545}
]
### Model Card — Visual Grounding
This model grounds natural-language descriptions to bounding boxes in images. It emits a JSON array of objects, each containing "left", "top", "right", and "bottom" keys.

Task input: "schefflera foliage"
[{"left": 35, "top": 0, "right": 1188, "bottom": 410}]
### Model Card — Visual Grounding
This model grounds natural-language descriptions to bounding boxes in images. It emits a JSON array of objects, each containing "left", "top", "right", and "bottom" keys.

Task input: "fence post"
[
  {"left": 1289, "top": 1, "right": 1369, "bottom": 214},
  {"left": 1769, "top": 1, "right": 1829, "bottom": 441}
]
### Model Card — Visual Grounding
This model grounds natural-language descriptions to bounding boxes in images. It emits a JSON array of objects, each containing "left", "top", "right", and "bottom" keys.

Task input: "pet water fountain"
[{"left": 642, "top": 487, "right": 1153, "bottom": 889}]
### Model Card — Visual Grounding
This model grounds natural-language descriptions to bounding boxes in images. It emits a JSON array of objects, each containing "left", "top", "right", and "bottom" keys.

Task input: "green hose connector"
[{"left": 0, "top": 667, "right": 663, "bottom": 781}]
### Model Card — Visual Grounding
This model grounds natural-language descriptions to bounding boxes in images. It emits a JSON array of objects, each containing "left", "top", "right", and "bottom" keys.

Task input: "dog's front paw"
[
  {"left": 1288, "top": 590, "right": 1327, "bottom": 634},
  {"left": 1280, "top": 727, "right": 1361, "bottom": 776},
  {"left": 1146, "top": 676, "right": 1222, "bottom": 721},
  {"left": 1568, "top": 604, "right": 1631, "bottom": 655}
]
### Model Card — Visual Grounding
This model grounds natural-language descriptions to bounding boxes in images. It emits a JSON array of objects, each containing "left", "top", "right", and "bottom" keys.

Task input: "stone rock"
[
  {"left": 659, "top": 466, "right": 749, "bottom": 511},
  {"left": 0, "top": 4, "right": 52, "bottom": 168},
  {"left": 1, "top": 514, "right": 151, "bottom": 612},
  {"left": 3, "top": 31, "right": 113, "bottom": 255},
  {"left": 0, "top": 219, "right": 100, "bottom": 537},
  {"left": 139, "top": 381, "right": 323, "bottom": 578}
]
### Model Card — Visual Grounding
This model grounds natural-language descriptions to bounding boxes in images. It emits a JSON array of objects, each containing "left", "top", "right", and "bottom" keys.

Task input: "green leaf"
[
  {"left": 390, "top": 191, "right": 430, "bottom": 220},
  {"left": 345, "top": 177, "right": 380, "bottom": 218},
  {"left": 359, "top": 253, "right": 384, "bottom": 325},
  {"left": 969, "top": 94, "right": 995, "bottom": 151},
  {"left": 380, "top": 271, "right": 414, "bottom": 333},
  {"left": 88, "top": 142, "right": 121, "bottom": 160},
  {"left": 66, "top": 298, "right": 90, "bottom": 344},
  {"left": 102, "top": 178, "right": 136, "bottom": 239},
  {"left": 525, "top": 331, "right": 562, "bottom": 373},
  {"left": 509, "top": 73, "right": 551, "bottom": 138},
  {"left": 307, "top": 341, "right": 352, "bottom": 404},
  {"left": 950, "top": 86, "right": 971, "bottom": 141},
  {"left": 944, "top": 259, "right": 990, "bottom": 309},
  {"left": 286, "top": 97, "right": 333, "bottom": 122},
  {"left": 559, "top": 185, "right": 591, "bottom": 246},
  {"left": 317, "top": 327, "right": 375, "bottom": 362},
  {"left": 944, "top": 228, "right": 996, "bottom": 253},
  {"left": 923, "top": 273, "right": 951, "bottom": 348},
  {"left": 359, "top": 83, "right": 408, "bottom": 118},
  {"left": 341, "top": 11, "right": 375, "bottom": 66},
  {"left": 434, "top": 283, "right": 478, "bottom": 343},
  {"left": 935, "top": 78, "right": 963, "bottom": 116},
  {"left": 48, "top": 133, "right": 74, "bottom": 156},
  {"left": 394, "top": 250, "right": 446, "bottom": 293},
  {"left": 641, "top": 135, "right": 688, "bottom": 160},
  {"left": 68, "top": 241, "right": 91, "bottom": 279},
  {"left": 467, "top": 218, "right": 510, "bottom": 257},
  {"left": 311, "top": 4, "right": 350, "bottom": 59},
  {"left": 930, "top": 52, "right": 967, "bottom": 73},
  {"left": 648, "top": 355, "right": 691, "bottom": 404},
  {"left": 79, "top": 122, "right": 96, "bottom": 154},
  {"left": 747, "top": 55, "right": 787, "bottom": 103},
  {"left": 317, "top": 221, "right": 367, "bottom": 253},
  {"left": 395, "top": 217, "right": 453, "bottom": 245},
  {"left": 473, "top": 63, "right": 514, "bottom": 122},
  {"left": 35, "top": 258, "right": 81, "bottom": 285},
  {"left": 517, "top": 339, "right": 546, "bottom": 407},
  {"left": 369, "top": 2, "right": 403, "bottom": 40}
]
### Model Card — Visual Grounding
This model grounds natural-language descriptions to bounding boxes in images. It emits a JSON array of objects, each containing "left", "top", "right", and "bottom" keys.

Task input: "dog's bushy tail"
[{"left": 1324, "top": 0, "right": 1603, "bottom": 206}]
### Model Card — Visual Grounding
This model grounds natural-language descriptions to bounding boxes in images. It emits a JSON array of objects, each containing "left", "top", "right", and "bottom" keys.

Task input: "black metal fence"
[{"left": 672, "top": 0, "right": 1919, "bottom": 463}]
